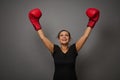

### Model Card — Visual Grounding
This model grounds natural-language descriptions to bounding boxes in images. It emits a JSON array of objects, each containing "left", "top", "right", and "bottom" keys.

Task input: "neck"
[{"left": 61, "top": 44, "right": 69, "bottom": 50}]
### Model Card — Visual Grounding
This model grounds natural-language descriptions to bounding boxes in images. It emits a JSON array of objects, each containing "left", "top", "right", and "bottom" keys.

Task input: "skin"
[
  {"left": 37, "top": 26, "right": 92, "bottom": 54},
  {"left": 58, "top": 31, "right": 71, "bottom": 54}
]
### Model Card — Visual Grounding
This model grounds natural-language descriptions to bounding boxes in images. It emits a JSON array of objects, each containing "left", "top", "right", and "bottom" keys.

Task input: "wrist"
[
  {"left": 87, "top": 20, "right": 96, "bottom": 28},
  {"left": 33, "top": 22, "right": 42, "bottom": 31}
]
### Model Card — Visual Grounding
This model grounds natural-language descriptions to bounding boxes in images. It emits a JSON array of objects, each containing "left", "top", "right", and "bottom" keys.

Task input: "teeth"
[{"left": 62, "top": 40, "right": 67, "bottom": 41}]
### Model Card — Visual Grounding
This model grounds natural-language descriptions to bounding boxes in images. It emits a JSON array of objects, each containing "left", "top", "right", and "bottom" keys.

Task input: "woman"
[{"left": 28, "top": 8, "right": 100, "bottom": 80}]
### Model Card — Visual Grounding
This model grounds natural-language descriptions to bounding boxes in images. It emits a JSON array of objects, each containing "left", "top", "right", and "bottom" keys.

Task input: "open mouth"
[{"left": 61, "top": 39, "right": 67, "bottom": 41}]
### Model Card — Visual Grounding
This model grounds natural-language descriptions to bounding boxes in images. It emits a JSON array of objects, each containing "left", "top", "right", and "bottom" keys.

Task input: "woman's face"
[{"left": 58, "top": 31, "right": 71, "bottom": 45}]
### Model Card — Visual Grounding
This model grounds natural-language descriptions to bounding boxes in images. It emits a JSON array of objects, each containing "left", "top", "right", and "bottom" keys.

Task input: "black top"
[{"left": 52, "top": 43, "right": 78, "bottom": 80}]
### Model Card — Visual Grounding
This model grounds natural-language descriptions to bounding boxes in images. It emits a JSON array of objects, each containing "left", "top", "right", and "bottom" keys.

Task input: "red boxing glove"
[
  {"left": 28, "top": 8, "right": 42, "bottom": 31},
  {"left": 86, "top": 8, "right": 100, "bottom": 28}
]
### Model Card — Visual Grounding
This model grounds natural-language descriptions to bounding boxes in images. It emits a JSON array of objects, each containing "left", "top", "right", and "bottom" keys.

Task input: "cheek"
[
  {"left": 58, "top": 37, "right": 62, "bottom": 40},
  {"left": 68, "top": 37, "right": 71, "bottom": 42},
  {"left": 67, "top": 36, "right": 70, "bottom": 40}
]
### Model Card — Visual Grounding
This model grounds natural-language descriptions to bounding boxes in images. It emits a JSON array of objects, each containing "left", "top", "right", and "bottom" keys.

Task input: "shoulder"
[
  {"left": 69, "top": 43, "right": 78, "bottom": 55},
  {"left": 54, "top": 44, "right": 59, "bottom": 49},
  {"left": 70, "top": 43, "right": 76, "bottom": 49},
  {"left": 52, "top": 44, "right": 60, "bottom": 54}
]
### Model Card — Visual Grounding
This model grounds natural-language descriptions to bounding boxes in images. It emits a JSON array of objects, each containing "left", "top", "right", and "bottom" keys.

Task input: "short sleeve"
[
  {"left": 52, "top": 44, "right": 59, "bottom": 56},
  {"left": 70, "top": 43, "right": 78, "bottom": 56},
  {"left": 69, "top": 43, "right": 78, "bottom": 56}
]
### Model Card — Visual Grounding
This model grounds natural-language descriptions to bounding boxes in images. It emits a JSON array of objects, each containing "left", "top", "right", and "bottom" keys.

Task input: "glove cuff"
[
  {"left": 87, "top": 20, "right": 96, "bottom": 28},
  {"left": 33, "top": 22, "right": 42, "bottom": 31}
]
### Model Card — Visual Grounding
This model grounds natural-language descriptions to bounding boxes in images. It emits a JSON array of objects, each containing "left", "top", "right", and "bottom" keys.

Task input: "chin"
[{"left": 61, "top": 42, "right": 69, "bottom": 45}]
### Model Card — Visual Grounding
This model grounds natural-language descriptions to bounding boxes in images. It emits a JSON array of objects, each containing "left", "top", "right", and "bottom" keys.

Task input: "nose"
[{"left": 62, "top": 35, "right": 67, "bottom": 38}]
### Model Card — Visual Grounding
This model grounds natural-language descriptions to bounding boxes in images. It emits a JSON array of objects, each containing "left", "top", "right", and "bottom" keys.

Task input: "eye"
[
  {"left": 60, "top": 34, "right": 63, "bottom": 37},
  {"left": 65, "top": 34, "right": 69, "bottom": 36}
]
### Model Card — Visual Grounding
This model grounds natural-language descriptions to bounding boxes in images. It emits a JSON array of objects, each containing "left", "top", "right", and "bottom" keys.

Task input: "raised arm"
[
  {"left": 28, "top": 8, "right": 54, "bottom": 53},
  {"left": 76, "top": 27, "right": 92, "bottom": 52},
  {"left": 37, "top": 30, "right": 54, "bottom": 53},
  {"left": 76, "top": 8, "right": 100, "bottom": 52}
]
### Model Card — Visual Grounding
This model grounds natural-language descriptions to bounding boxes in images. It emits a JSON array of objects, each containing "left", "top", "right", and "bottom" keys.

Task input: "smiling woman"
[
  {"left": 28, "top": 8, "right": 100, "bottom": 80},
  {"left": 57, "top": 30, "right": 71, "bottom": 46}
]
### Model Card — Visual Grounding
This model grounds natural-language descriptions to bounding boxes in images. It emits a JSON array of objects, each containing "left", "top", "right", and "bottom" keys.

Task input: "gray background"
[{"left": 0, "top": 0, "right": 120, "bottom": 80}]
